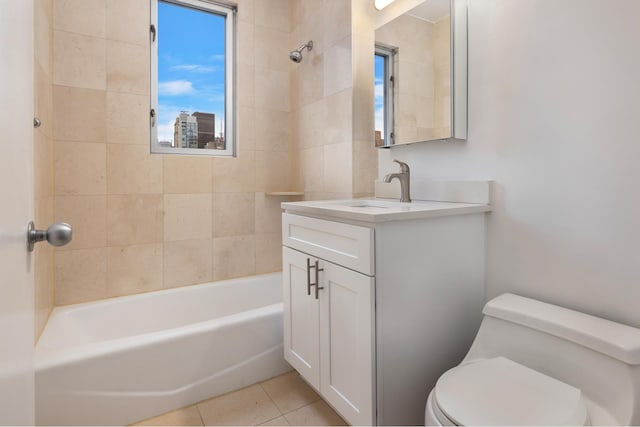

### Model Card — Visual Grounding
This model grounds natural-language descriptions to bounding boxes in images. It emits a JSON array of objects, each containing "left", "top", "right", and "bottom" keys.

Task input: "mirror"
[{"left": 374, "top": 0, "right": 467, "bottom": 147}]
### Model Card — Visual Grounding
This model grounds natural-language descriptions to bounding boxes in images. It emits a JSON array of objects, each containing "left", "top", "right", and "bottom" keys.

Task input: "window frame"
[
  {"left": 150, "top": 0, "right": 237, "bottom": 156},
  {"left": 375, "top": 44, "right": 395, "bottom": 148}
]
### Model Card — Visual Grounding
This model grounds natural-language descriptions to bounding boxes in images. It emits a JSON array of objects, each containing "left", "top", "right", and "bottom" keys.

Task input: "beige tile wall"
[
  {"left": 34, "top": 0, "right": 55, "bottom": 340},
  {"left": 350, "top": 2, "right": 378, "bottom": 198},
  {"left": 289, "top": 0, "right": 377, "bottom": 200},
  {"left": 433, "top": 16, "right": 451, "bottom": 138},
  {"left": 52, "top": 0, "right": 291, "bottom": 305},
  {"left": 51, "top": 0, "right": 380, "bottom": 307}
]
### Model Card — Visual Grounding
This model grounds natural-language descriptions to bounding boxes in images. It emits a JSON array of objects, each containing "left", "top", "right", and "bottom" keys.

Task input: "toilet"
[{"left": 425, "top": 293, "right": 640, "bottom": 426}]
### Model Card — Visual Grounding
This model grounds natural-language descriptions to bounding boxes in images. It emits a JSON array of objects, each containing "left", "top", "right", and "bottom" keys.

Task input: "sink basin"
[{"left": 329, "top": 200, "right": 395, "bottom": 209}]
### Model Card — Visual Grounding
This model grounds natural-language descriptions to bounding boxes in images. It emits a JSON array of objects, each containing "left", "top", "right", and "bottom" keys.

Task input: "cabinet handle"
[
  {"left": 314, "top": 260, "right": 324, "bottom": 300},
  {"left": 306, "top": 258, "right": 312, "bottom": 295}
]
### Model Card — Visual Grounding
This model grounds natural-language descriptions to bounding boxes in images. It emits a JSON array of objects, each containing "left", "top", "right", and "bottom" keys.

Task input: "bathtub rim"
[
  {"left": 36, "top": 272, "right": 284, "bottom": 371},
  {"left": 36, "top": 302, "right": 283, "bottom": 372},
  {"left": 46, "top": 271, "right": 283, "bottom": 316}
]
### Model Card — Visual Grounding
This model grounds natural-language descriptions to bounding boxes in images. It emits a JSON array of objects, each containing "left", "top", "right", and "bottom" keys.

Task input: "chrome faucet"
[{"left": 383, "top": 160, "right": 411, "bottom": 203}]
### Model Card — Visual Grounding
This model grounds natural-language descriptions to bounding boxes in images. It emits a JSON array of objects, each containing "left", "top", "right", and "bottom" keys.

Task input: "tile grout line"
[
  {"left": 282, "top": 399, "right": 319, "bottom": 416},
  {"left": 195, "top": 403, "right": 206, "bottom": 427},
  {"left": 284, "top": 399, "right": 349, "bottom": 426},
  {"left": 258, "top": 382, "right": 286, "bottom": 424},
  {"left": 259, "top": 372, "right": 326, "bottom": 422}
]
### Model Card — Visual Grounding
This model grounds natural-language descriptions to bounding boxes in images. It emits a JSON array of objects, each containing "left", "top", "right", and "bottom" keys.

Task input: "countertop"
[{"left": 281, "top": 198, "right": 492, "bottom": 223}]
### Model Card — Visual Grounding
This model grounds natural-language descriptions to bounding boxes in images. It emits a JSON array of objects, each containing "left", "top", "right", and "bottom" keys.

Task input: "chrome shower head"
[
  {"left": 289, "top": 50, "right": 303, "bottom": 63},
  {"left": 289, "top": 40, "right": 313, "bottom": 63}
]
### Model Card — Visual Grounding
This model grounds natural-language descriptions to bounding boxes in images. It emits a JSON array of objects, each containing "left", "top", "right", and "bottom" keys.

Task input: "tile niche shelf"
[{"left": 265, "top": 192, "right": 304, "bottom": 197}]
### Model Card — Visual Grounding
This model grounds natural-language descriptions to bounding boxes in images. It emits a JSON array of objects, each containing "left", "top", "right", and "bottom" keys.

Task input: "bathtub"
[{"left": 35, "top": 273, "right": 290, "bottom": 426}]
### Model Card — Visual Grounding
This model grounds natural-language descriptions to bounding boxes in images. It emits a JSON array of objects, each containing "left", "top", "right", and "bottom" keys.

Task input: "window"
[
  {"left": 151, "top": 0, "right": 236, "bottom": 156},
  {"left": 374, "top": 45, "right": 395, "bottom": 148}
]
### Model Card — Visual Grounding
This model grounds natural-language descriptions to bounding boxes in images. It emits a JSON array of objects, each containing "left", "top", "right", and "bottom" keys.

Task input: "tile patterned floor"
[{"left": 133, "top": 371, "right": 348, "bottom": 426}]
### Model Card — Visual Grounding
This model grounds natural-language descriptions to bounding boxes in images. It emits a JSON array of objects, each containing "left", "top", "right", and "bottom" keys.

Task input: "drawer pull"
[
  {"left": 306, "top": 258, "right": 313, "bottom": 295},
  {"left": 314, "top": 260, "right": 324, "bottom": 300}
]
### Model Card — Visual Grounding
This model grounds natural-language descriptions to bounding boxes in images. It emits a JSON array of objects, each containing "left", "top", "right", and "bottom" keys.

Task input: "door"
[
  {"left": 319, "top": 261, "right": 375, "bottom": 426},
  {"left": 283, "top": 247, "right": 320, "bottom": 390},
  {"left": 0, "top": 1, "right": 36, "bottom": 425}
]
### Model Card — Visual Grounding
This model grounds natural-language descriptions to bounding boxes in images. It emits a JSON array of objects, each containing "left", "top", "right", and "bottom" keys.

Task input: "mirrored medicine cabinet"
[{"left": 374, "top": 0, "right": 467, "bottom": 147}]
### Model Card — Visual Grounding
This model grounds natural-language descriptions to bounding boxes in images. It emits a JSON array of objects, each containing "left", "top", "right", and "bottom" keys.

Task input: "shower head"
[
  {"left": 289, "top": 50, "right": 303, "bottom": 63},
  {"left": 289, "top": 40, "right": 313, "bottom": 63}
]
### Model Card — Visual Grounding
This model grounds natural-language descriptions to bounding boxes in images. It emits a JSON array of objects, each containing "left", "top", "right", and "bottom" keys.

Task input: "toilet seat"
[{"left": 432, "top": 357, "right": 590, "bottom": 426}]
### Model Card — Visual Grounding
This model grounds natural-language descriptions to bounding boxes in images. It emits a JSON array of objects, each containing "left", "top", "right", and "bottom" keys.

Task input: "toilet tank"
[{"left": 463, "top": 294, "right": 640, "bottom": 426}]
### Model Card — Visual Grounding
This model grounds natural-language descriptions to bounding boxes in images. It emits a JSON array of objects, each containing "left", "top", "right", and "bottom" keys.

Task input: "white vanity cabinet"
[
  {"left": 282, "top": 214, "right": 375, "bottom": 425},
  {"left": 281, "top": 200, "right": 490, "bottom": 426}
]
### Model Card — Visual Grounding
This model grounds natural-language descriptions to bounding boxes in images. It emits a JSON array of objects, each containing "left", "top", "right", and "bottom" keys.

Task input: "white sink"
[
  {"left": 282, "top": 198, "right": 491, "bottom": 223},
  {"left": 328, "top": 199, "right": 397, "bottom": 209}
]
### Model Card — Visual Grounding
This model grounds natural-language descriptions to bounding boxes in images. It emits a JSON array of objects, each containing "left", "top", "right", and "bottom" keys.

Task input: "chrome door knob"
[{"left": 27, "top": 221, "right": 72, "bottom": 252}]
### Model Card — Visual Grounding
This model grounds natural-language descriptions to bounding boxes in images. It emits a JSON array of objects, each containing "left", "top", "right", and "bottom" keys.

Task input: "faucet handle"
[{"left": 393, "top": 159, "right": 410, "bottom": 173}]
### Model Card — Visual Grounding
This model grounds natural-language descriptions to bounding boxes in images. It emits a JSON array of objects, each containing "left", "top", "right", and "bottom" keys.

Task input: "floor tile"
[
  {"left": 197, "top": 384, "right": 281, "bottom": 426},
  {"left": 261, "top": 371, "right": 321, "bottom": 413},
  {"left": 258, "top": 415, "right": 290, "bottom": 426},
  {"left": 132, "top": 405, "right": 203, "bottom": 426},
  {"left": 283, "top": 400, "right": 347, "bottom": 426}
]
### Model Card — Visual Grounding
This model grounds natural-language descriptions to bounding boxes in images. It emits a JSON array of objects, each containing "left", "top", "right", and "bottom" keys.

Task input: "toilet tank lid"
[{"left": 484, "top": 293, "right": 640, "bottom": 365}]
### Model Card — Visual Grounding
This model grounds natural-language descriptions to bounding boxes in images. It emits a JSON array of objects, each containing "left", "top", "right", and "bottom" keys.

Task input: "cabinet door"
[
  {"left": 319, "top": 262, "right": 375, "bottom": 426},
  {"left": 282, "top": 247, "right": 320, "bottom": 390}
]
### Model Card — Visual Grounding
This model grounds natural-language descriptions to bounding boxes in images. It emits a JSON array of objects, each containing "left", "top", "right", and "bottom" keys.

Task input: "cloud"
[
  {"left": 170, "top": 64, "right": 218, "bottom": 73},
  {"left": 210, "top": 54, "right": 225, "bottom": 62},
  {"left": 198, "top": 83, "right": 225, "bottom": 103},
  {"left": 375, "top": 106, "right": 384, "bottom": 133},
  {"left": 375, "top": 82, "right": 384, "bottom": 99},
  {"left": 158, "top": 80, "right": 195, "bottom": 96},
  {"left": 157, "top": 120, "right": 175, "bottom": 143},
  {"left": 156, "top": 105, "right": 179, "bottom": 142}
]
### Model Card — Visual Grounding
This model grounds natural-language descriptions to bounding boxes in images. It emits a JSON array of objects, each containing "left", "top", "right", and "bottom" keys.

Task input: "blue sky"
[
  {"left": 157, "top": 1, "right": 226, "bottom": 142},
  {"left": 374, "top": 54, "right": 385, "bottom": 136}
]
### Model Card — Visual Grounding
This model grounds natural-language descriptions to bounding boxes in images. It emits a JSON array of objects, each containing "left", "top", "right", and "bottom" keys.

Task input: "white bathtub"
[{"left": 35, "top": 273, "right": 290, "bottom": 426}]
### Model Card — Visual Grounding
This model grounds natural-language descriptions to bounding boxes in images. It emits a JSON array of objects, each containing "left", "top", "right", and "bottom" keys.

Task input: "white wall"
[{"left": 378, "top": 0, "right": 640, "bottom": 328}]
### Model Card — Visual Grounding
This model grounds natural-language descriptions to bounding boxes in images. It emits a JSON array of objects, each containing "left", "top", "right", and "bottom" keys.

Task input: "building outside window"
[{"left": 151, "top": 0, "right": 236, "bottom": 156}]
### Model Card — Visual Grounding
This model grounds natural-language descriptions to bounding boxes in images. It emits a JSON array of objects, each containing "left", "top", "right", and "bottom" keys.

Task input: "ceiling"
[{"left": 407, "top": 0, "right": 450, "bottom": 23}]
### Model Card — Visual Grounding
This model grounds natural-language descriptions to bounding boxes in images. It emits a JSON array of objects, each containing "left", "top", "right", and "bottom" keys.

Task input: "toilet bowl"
[
  {"left": 425, "top": 293, "right": 640, "bottom": 426},
  {"left": 426, "top": 357, "right": 590, "bottom": 426}
]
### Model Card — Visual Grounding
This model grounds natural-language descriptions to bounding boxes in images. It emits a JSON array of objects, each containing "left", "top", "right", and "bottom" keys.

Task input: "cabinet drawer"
[{"left": 282, "top": 213, "right": 374, "bottom": 276}]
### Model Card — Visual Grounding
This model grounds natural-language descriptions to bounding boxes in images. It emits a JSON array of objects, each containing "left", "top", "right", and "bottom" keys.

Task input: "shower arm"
[{"left": 297, "top": 41, "right": 313, "bottom": 53}]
